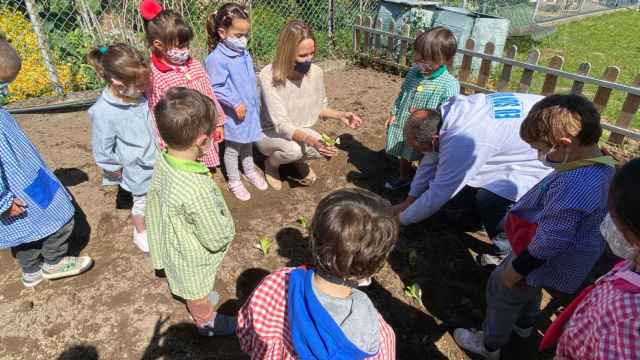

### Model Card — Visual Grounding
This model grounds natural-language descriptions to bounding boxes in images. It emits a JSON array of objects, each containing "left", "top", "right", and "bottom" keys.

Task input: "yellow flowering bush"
[{"left": 0, "top": 8, "right": 85, "bottom": 101}]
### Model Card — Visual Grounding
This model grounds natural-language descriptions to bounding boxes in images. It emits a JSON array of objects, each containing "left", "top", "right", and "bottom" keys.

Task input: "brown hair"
[
  {"left": 154, "top": 87, "right": 217, "bottom": 150},
  {"left": 143, "top": 9, "right": 194, "bottom": 50},
  {"left": 520, "top": 94, "right": 602, "bottom": 147},
  {"left": 414, "top": 26, "right": 458, "bottom": 64},
  {"left": 86, "top": 43, "right": 150, "bottom": 89},
  {"left": 0, "top": 38, "right": 21, "bottom": 83},
  {"left": 206, "top": 3, "right": 249, "bottom": 52},
  {"left": 310, "top": 188, "right": 399, "bottom": 280},
  {"left": 272, "top": 20, "right": 315, "bottom": 87}
]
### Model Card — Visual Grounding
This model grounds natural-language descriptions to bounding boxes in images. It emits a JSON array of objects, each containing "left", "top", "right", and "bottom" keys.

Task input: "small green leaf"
[
  {"left": 297, "top": 216, "right": 310, "bottom": 229},
  {"left": 320, "top": 133, "right": 339, "bottom": 147},
  {"left": 255, "top": 237, "right": 272, "bottom": 256},
  {"left": 404, "top": 283, "right": 423, "bottom": 306}
]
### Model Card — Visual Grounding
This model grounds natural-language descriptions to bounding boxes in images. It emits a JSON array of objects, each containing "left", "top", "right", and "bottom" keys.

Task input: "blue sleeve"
[
  {"left": 206, "top": 56, "right": 242, "bottom": 109},
  {"left": 90, "top": 107, "right": 122, "bottom": 172}
]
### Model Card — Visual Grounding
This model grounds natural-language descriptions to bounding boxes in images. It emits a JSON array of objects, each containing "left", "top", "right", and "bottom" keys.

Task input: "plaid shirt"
[
  {"left": 0, "top": 108, "right": 75, "bottom": 249},
  {"left": 237, "top": 268, "right": 396, "bottom": 359},
  {"left": 149, "top": 54, "right": 224, "bottom": 168},
  {"left": 556, "top": 261, "right": 640, "bottom": 359}
]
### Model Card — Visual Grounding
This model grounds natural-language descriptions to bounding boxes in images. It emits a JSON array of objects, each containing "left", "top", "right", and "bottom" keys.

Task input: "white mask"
[
  {"left": 538, "top": 147, "right": 569, "bottom": 168},
  {"left": 357, "top": 277, "right": 372, "bottom": 287},
  {"left": 224, "top": 37, "right": 248, "bottom": 52},
  {"left": 601, "top": 213, "right": 637, "bottom": 260},
  {"left": 166, "top": 48, "right": 190, "bottom": 65}
]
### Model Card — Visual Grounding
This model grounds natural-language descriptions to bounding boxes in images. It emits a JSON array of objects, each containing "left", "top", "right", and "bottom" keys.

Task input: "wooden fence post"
[
  {"left": 608, "top": 74, "right": 640, "bottom": 144},
  {"left": 518, "top": 49, "right": 541, "bottom": 93},
  {"left": 386, "top": 20, "right": 396, "bottom": 62},
  {"left": 476, "top": 42, "right": 496, "bottom": 91},
  {"left": 398, "top": 24, "right": 411, "bottom": 69},
  {"left": 570, "top": 62, "right": 591, "bottom": 95},
  {"left": 374, "top": 19, "right": 383, "bottom": 57},
  {"left": 593, "top": 66, "right": 620, "bottom": 115},
  {"left": 541, "top": 55, "right": 564, "bottom": 96},
  {"left": 459, "top": 39, "right": 475, "bottom": 94},
  {"left": 353, "top": 16, "right": 362, "bottom": 56},
  {"left": 497, "top": 45, "right": 517, "bottom": 92}
]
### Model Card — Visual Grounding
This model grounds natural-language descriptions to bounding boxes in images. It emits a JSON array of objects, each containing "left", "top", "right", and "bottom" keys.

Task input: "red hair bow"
[{"left": 140, "top": 0, "right": 162, "bottom": 21}]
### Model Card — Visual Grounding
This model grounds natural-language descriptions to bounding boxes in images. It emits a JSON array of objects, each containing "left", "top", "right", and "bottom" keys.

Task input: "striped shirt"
[
  {"left": 0, "top": 108, "right": 75, "bottom": 249},
  {"left": 146, "top": 151, "right": 235, "bottom": 299},
  {"left": 236, "top": 268, "right": 396, "bottom": 360},
  {"left": 511, "top": 163, "right": 615, "bottom": 294},
  {"left": 385, "top": 66, "right": 459, "bottom": 161},
  {"left": 148, "top": 53, "right": 225, "bottom": 168}
]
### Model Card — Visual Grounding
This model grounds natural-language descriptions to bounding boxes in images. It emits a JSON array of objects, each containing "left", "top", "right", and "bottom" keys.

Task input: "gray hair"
[{"left": 404, "top": 109, "right": 442, "bottom": 145}]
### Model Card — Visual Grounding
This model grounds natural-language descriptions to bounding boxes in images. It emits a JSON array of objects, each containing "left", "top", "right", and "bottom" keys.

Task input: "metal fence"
[{"left": 0, "top": 0, "right": 377, "bottom": 105}]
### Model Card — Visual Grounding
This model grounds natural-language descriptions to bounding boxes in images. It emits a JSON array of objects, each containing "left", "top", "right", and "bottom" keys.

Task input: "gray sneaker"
[
  {"left": 21, "top": 269, "right": 43, "bottom": 288},
  {"left": 476, "top": 253, "right": 508, "bottom": 267},
  {"left": 42, "top": 256, "right": 93, "bottom": 280}
]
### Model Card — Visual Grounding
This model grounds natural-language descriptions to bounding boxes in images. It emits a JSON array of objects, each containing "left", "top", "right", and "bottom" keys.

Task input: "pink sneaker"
[
  {"left": 244, "top": 171, "right": 268, "bottom": 191},
  {"left": 228, "top": 180, "right": 251, "bottom": 201}
]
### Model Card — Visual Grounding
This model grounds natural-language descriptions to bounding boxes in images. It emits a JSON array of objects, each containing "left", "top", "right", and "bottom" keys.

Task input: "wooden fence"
[{"left": 353, "top": 16, "right": 640, "bottom": 145}]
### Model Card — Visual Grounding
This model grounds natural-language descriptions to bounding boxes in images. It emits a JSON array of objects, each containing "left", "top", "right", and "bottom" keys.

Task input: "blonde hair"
[
  {"left": 520, "top": 94, "right": 602, "bottom": 147},
  {"left": 272, "top": 20, "right": 315, "bottom": 87}
]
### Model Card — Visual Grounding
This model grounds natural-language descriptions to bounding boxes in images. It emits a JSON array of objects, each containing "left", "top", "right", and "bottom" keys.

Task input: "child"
[
  {"left": 0, "top": 38, "right": 93, "bottom": 287},
  {"left": 139, "top": 0, "right": 225, "bottom": 169},
  {"left": 86, "top": 44, "right": 156, "bottom": 253},
  {"left": 453, "top": 94, "right": 617, "bottom": 360},
  {"left": 237, "top": 188, "right": 397, "bottom": 359},
  {"left": 538, "top": 158, "right": 640, "bottom": 359},
  {"left": 384, "top": 26, "right": 459, "bottom": 190},
  {"left": 205, "top": 3, "right": 267, "bottom": 201},
  {"left": 146, "top": 87, "right": 236, "bottom": 336}
]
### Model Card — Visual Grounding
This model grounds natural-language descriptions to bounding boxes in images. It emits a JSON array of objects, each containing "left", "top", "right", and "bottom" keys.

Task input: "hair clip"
[
  {"left": 98, "top": 46, "right": 109, "bottom": 54},
  {"left": 140, "top": 0, "right": 163, "bottom": 21}
]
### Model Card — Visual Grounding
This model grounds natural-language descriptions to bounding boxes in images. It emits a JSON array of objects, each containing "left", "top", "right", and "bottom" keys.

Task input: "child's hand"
[
  {"left": 6, "top": 198, "right": 27, "bottom": 217},
  {"left": 502, "top": 262, "right": 524, "bottom": 288},
  {"left": 385, "top": 115, "right": 396, "bottom": 128},
  {"left": 214, "top": 126, "right": 224, "bottom": 144},
  {"left": 235, "top": 104, "right": 247, "bottom": 121}
]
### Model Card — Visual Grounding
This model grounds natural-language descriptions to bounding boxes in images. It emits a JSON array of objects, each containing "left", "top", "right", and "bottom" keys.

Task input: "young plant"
[
  {"left": 297, "top": 216, "right": 310, "bottom": 229},
  {"left": 255, "top": 237, "right": 272, "bottom": 256},
  {"left": 404, "top": 283, "right": 423, "bottom": 306},
  {"left": 320, "top": 133, "right": 340, "bottom": 147}
]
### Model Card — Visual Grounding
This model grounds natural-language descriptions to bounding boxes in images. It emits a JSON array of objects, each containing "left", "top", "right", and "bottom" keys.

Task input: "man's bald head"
[{"left": 0, "top": 38, "right": 21, "bottom": 83}]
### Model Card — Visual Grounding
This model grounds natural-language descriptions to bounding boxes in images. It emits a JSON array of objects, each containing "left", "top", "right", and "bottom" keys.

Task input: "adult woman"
[{"left": 257, "top": 20, "right": 363, "bottom": 190}]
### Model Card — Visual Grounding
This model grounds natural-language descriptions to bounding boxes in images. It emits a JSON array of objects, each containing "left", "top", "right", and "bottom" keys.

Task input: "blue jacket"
[
  {"left": 88, "top": 88, "right": 156, "bottom": 196},
  {"left": 0, "top": 108, "right": 75, "bottom": 248},
  {"left": 205, "top": 43, "right": 262, "bottom": 144}
]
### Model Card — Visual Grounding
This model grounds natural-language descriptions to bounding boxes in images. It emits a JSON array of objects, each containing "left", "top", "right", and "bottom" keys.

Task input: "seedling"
[
  {"left": 404, "top": 283, "right": 423, "bottom": 306},
  {"left": 320, "top": 133, "right": 340, "bottom": 147},
  {"left": 408, "top": 250, "right": 418, "bottom": 267},
  {"left": 255, "top": 237, "right": 272, "bottom": 256},
  {"left": 297, "top": 216, "right": 310, "bottom": 229}
]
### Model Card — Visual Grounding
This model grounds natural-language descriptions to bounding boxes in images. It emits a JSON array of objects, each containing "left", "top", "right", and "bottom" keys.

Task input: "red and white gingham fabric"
[
  {"left": 149, "top": 53, "right": 224, "bottom": 168},
  {"left": 556, "top": 262, "right": 640, "bottom": 360},
  {"left": 237, "top": 268, "right": 397, "bottom": 360}
]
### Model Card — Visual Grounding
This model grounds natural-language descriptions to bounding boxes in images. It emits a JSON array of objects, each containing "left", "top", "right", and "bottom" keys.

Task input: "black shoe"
[{"left": 115, "top": 186, "right": 133, "bottom": 209}]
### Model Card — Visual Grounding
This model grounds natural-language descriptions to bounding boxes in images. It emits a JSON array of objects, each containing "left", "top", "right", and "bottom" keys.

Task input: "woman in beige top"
[{"left": 257, "top": 20, "right": 363, "bottom": 190}]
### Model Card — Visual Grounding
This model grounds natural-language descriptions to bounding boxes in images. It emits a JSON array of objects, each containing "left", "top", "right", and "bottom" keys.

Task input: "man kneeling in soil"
[{"left": 393, "top": 93, "right": 551, "bottom": 265}]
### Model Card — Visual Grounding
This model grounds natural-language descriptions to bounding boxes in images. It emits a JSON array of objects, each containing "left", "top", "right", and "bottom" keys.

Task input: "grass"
[{"left": 505, "top": 9, "right": 640, "bottom": 128}]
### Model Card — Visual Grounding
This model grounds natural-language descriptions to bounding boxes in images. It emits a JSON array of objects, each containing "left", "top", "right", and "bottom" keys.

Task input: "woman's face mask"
[{"left": 601, "top": 213, "right": 637, "bottom": 260}]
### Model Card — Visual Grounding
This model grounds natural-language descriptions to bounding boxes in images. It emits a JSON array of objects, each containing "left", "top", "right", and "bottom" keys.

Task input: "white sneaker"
[
  {"left": 513, "top": 325, "right": 533, "bottom": 338},
  {"left": 453, "top": 328, "right": 501, "bottom": 360},
  {"left": 133, "top": 229, "right": 149, "bottom": 253},
  {"left": 476, "top": 253, "right": 507, "bottom": 267}
]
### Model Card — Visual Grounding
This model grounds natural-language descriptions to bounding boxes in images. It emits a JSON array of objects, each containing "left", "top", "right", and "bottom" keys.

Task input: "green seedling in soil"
[
  {"left": 297, "top": 216, "right": 310, "bottom": 229},
  {"left": 408, "top": 250, "right": 418, "bottom": 268},
  {"left": 255, "top": 237, "right": 272, "bottom": 256},
  {"left": 404, "top": 283, "right": 423, "bottom": 306},
  {"left": 320, "top": 133, "right": 340, "bottom": 147}
]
